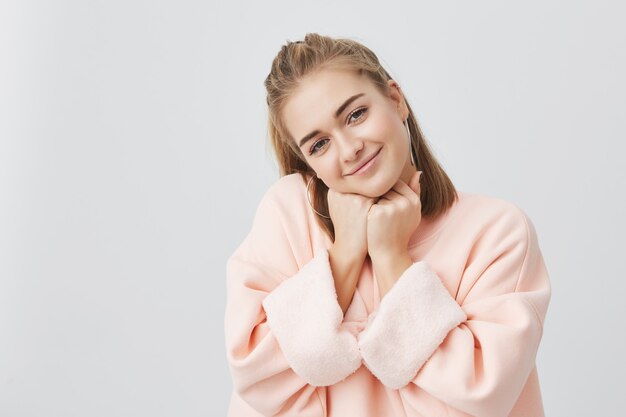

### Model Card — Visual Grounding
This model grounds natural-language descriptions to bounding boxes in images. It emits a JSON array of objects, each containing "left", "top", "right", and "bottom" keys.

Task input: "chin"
[{"left": 353, "top": 173, "right": 400, "bottom": 198}]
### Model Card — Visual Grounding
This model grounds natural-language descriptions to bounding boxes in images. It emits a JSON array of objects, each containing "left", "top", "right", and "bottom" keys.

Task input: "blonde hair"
[{"left": 264, "top": 33, "right": 457, "bottom": 241}]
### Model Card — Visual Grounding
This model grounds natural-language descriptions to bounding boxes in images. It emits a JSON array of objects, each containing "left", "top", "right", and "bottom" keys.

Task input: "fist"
[
  {"left": 366, "top": 171, "right": 422, "bottom": 261},
  {"left": 327, "top": 188, "right": 377, "bottom": 259}
]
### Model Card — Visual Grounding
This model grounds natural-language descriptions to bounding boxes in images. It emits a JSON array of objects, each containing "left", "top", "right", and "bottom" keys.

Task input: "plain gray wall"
[{"left": 1, "top": 0, "right": 625, "bottom": 416}]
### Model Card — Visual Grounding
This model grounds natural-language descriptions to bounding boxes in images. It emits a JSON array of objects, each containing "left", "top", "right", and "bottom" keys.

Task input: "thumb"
[{"left": 408, "top": 170, "right": 422, "bottom": 195}]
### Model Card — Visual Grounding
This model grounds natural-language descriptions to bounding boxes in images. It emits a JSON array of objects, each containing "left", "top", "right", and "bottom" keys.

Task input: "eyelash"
[
  {"left": 308, "top": 107, "right": 369, "bottom": 156},
  {"left": 348, "top": 107, "right": 367, "bottom": 124}
]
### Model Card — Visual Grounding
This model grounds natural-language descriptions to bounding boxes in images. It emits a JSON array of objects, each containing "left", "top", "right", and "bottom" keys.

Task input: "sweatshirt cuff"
[
  {"left": 358, "top": 260, "right": 467, "bottom": 389},
  {"left": 262, "top": 244, "right": 362, "bottom": 386}
]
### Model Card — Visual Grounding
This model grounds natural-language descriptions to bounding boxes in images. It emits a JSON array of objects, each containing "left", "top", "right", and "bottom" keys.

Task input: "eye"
[
  {"left": 347, "top": 107, "right": 368, "bottom": 124},
  {"left": 309, "top": 138, "right": 329, "bottom": 155}
]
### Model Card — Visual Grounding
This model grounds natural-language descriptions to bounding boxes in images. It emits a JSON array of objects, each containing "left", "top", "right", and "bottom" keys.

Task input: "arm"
[
  {"left": 372, "top": 252, "right": 413, "bottom": 299},
  {"left": 225, "top": 192, "right": 361, "bottom": 416},
  {"left": 358, "top": 209, "right": 551, "bottom": 417},
  {"left": 325, "top": 186, "right": 373, "bottom": 315},
  {"left": 328, "top": 243, "right": 365, "bottom": 314}
]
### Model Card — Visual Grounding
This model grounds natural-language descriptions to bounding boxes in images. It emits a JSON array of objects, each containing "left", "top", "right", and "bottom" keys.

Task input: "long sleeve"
[
  {"left": 225, "top": 189, "right": 361, "bottom": 416},
  {"left": 358, "top": 206, "right": 551, "bottom": 417}
]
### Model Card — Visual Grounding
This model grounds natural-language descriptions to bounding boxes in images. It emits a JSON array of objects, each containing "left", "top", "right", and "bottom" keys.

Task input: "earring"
[
  {"left": 405, "top": 120, "right": 417, "bottom": 166},
  {"left": 306, "top": 174, "right": 331, "bottom": 219}
]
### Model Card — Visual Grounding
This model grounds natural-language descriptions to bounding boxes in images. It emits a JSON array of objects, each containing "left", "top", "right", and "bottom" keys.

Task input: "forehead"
[{"left": 282, "top": 68, "right": 382, "bottom": 141}]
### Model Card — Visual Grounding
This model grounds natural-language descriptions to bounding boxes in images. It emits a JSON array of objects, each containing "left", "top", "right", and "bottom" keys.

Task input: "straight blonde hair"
[{"left": 264, "top": 33, "right": 457, "bottom": 241}]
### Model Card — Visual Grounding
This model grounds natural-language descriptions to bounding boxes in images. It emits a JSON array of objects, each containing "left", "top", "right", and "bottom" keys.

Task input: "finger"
[
  {"left": 408, "top": 171, "right": 422, "bottom": 195},
  {"left": 374, "top": 187, "right": 405, "bottom": 208},
  {"left": 389, "top": 177, "right": 419, "bottom": 201},
  {"left": 375, "top": 171, "right": 422, "bottom": 204},
  {"left": 374, "top": 175, "right": 420, "bottom": 209}
]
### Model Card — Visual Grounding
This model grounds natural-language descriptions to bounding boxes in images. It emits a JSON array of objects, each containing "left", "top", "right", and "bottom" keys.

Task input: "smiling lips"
[{"left": 347, "top": 148, "right": 382, "bottom": 176}]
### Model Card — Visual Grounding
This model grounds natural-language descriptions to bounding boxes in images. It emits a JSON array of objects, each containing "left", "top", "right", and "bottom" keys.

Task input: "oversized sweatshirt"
[{"left": 225, "top": 173, "right": 551, "bottom": 417}]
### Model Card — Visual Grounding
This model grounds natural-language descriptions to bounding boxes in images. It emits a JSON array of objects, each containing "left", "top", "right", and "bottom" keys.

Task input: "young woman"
[{"left": 225, "top": 33, "right": 551, "bottom": 417}]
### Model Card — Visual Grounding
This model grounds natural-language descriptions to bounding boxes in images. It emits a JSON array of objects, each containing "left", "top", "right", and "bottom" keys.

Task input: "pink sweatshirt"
[{"left": 225, "top": 174, "right": 551, "bottom": 417}]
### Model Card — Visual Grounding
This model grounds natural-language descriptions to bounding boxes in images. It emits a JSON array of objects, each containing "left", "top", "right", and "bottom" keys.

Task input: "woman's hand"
[
  {"left": 327, "top": 188, "right": 376, "bottom": 314},
  {"left": 327, "top": 188, "right": 377, "bottom": 260},
  {"left": 367, "top": 171, "right": 422, "bottom": 264},
  {"left": 366, "top": 171, "right": 422, "bottom": 298}
]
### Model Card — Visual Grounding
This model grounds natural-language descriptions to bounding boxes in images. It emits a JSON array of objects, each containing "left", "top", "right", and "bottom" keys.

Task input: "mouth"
[{"left": 346, "top": 147, "right": 382, "bottom": 176}]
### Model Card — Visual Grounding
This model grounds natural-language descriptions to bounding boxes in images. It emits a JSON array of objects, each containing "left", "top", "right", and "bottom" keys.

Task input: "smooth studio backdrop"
[{"left": 1, "top": 1, "right": 624, "bottom": 416}]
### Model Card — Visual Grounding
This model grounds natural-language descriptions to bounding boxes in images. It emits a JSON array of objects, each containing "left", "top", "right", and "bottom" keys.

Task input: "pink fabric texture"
[
  {"left": 224, "top": 174, "right": 551, "bottom": 417},
  {"left": 262, "top": 246, "right": 362, "bottom": 386},
  {"left": 358, "top": 260, "right": 467, "bottom": 389}
]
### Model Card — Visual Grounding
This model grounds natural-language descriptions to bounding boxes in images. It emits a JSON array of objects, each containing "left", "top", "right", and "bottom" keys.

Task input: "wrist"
[
  {"left": 330, "top": 240, "right": 367, "bottom": 263},
  {"left": 371, "top": 251, "right": 414, "bottom": 299},
  {"left": 369, "top": 247, "right": 409, "bottom": 266},
  {"left": 328, "top": 243, "right": 366, "bottom": 314}
]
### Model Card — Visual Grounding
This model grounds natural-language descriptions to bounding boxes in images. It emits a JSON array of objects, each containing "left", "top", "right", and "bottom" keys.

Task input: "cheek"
[
  {"left": 312, "top": 158, "right": 342, "bottom": 182},
  {"left": 370, "top": 108, "right": 401, "bottom": 138}
]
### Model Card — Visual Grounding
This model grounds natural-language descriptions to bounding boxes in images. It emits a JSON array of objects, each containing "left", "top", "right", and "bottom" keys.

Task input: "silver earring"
[
  {"left": 306, "top": 174, "right": 331, "bottom": 219},
  {"left": 405, "top": 120, "right": 417, "bottom": 166}
]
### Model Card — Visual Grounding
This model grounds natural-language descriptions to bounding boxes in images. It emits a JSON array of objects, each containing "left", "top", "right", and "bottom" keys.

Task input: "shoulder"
[
  {"left": 456, "top": 191, "right": 532, "bottom": 226},
  {"left": 255, "top": 173, "right": 309, "bottom": 218},
  {"left": 242, "top": 173, "right": 320, "bottom": 272},
  {"left": 252, "top": 173, "right": 314, "bottom": 236},
  {"left": 228, "top": 174, "right": 313, "bottom": 285},
  {"left": 263, "top": 173, "right": 308, "bottom": 204},
  {"left": 452, "top": 191, "right": 536, "bottom": 251},
  {"left": 447, "top": 192, "right": 548, "bottom": 301}
]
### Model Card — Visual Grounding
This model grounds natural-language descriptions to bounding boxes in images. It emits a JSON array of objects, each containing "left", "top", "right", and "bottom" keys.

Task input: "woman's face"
[{"left": 282, "top": 67, "right": 417, "bottom": 197}]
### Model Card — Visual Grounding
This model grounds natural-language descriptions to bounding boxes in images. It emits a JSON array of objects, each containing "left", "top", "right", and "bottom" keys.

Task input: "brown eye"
[
  {"left": 309, "top": 138, "right": 329, "bottom": 155},
  {"left": 348, "top": 107, "right": 367, "bottom": 124}
]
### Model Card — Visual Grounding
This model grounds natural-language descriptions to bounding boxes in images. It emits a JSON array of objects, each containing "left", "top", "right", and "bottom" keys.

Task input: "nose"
[{"left": 337, "top": 133, "right": 364, "bottom": 162}]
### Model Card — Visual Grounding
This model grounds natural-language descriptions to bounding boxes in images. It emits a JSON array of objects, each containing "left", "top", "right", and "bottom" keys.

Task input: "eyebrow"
[{"left": 298, "top": 93, "right": 366, "bottom": 148}]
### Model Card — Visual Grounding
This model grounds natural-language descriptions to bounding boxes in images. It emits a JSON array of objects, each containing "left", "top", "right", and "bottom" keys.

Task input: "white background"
[{"left": 1, "top": 1, "right": 625, "bottom": 416}]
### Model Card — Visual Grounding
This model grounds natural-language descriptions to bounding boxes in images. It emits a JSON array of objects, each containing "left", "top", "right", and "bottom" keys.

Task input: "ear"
[{"left": 387, "top": 80, "right": 410, "bottom": 120}]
